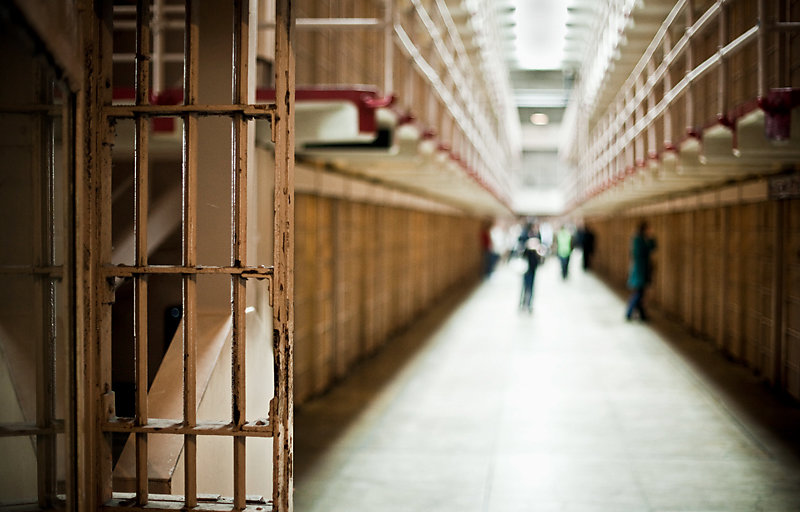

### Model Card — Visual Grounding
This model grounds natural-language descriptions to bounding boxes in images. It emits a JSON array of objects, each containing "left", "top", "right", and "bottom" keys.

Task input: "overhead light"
[{"left": 530, "top": 113, "right": 549, "bottom": 125}]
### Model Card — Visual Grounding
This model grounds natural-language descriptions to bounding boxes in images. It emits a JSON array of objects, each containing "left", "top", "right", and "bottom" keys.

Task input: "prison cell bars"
[
  {"left": 112, "top": 1, "right": 185, "bottom": 95},
  {"left": 0, "top": 59, "right": 70, "bottom": 510},
  {"left": 96, "top": 0, "right": 294, "bottom": 510}
]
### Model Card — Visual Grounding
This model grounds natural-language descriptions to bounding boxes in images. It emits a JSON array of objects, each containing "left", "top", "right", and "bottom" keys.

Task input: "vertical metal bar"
[
  {"left": 44, "top": 72, "right": 58, "bottom": 506},
  {"left": 757, "top": 0, "right": 767, "bottom": 97},
  {"left": 231, "top": 0, "right": 249, "bottom": 507},
  {"left": 182, "top": 0, "right": 199, "bottom": 506},
  {"left": 273, "top": 0, "right": 295, "bottom": 510},
  {"left": 95, "top": 0, "right": 116, "bottom": 505},
  {"left": 134, "top": 0, "right": 151, "bottom": 503},
  {"left": 384, "top": 0, "right": 394, "bottom": 95},
  {"left": 685, "top": 0, "right": 695, "bottom": 135},
  {"left": 61, "top": 81, "right": 78, "bottom": 512},
  {"left": 31, "top": 61, "right": 54, "bottom": 510},
  {"left": 153, "top": 0, "right": 164, "bottom": 94},
  {"left": 646, "top": 59, "right": 656, "bottom": 157},
  {"left": 718, "top": 1, "right": 728, "bottom": 120},
  {"left": 663, "top": 30, "right": 673, "bottom": 148}
]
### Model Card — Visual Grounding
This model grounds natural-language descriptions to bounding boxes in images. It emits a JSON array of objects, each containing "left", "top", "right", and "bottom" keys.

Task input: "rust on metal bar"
[
  {"left": 104, "top": 103, "right": 276, "bottom": 118},
  {"left": 103, "top": 265, "right": 273, "bottom": 277},
  {"left": 95, "top": 0, "right": 117, "bottom": 505},
  {"left": 231, "top": 0, "right": 250, "bottom": 508},
  {"left": 272, "top": 0, "right": 295, "bottom": 510},
  {"left": 103, "top": 494, "right": 271, "bottom": 512},
  {"left": 102, "top": 418, "right": 273, "bottom": 437}
]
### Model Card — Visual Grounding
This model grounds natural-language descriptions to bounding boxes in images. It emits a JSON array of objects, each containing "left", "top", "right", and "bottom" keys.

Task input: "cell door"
[{"left": 84, "top": 0, "right": 294, "bottom": 510}]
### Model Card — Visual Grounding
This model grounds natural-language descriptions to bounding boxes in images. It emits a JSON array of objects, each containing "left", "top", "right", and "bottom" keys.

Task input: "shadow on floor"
[
  {"left": 293, "top": 281, "right": 480, "bottom": 482},
  {"left": 600, "top": 272, "right": 800, "bottom": 467}
]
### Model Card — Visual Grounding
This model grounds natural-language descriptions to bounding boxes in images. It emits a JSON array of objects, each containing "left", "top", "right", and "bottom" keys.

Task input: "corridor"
[{"left": 295, "top": 256, "right": 800, "bottom": 512}]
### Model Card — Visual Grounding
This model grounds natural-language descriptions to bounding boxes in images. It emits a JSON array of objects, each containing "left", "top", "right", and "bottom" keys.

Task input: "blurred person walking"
[
  {"left": 581, "top": 224, "right": 595, "bottom": 271},
  {"left": 625, "top": 220, "right": 657, "bottom": 321},
  {"left": 555, "top": 225, "right": 573, "bottom": 280},
  {"left": 519, "top": 237, "right": 544, "bottom": 313}
]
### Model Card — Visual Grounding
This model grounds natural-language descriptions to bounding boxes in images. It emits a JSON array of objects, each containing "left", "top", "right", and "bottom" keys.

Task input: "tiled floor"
[{"left": 294, "top": 256, "right": 800, "bottom": 511}]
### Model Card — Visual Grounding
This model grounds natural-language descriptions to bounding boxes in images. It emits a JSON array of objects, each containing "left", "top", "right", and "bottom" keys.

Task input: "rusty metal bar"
[
  {"left": 59, "top": 76, "right": 78, "bottom": 511},
  {"left": 231, "top": 0, "right": 249, "bottom": 507},
  {"left": 182, "top": 0, "right": 199, "bottom": 506},
  {"left": 97, "top": 0, "right": 117, "bottom": 505},
  {"left": 104, "top": 265, "right": 272, "bottom": 277},
  {"left": 102, "top": 496, "right": 270, "bottom": 512},
  {"left": 102, "top": 418, "right": 272, "bottom": 437},
  {"left": 104, "top": 104, "right": 275, "bottom": 118},
  {"left": 272, "top": 0, "right": 295, "bottom": 510},
  {"left": 134, "top": 0, "right": 152, "bottom": 503}
]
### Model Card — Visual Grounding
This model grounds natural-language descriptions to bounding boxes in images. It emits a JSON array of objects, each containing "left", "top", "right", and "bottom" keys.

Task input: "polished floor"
[{"left": 294, "top": 255, "right": 800, "bottom": 512}]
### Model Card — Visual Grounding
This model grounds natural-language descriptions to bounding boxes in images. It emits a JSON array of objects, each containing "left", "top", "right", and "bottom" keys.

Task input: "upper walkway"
[{"left": 294, "top": 256, "right": 800, "bottom": 512}]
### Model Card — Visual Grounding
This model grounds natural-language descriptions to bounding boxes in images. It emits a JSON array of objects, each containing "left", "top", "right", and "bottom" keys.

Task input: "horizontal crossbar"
[
  {"left": 104, "top": 104, "right": 276, "bottom": 119},
  {"left": 103, "top": 418, "right": 273, "bottom": 437},
  {"left": 104, "top": 265, "right": 273, "bottom": 279}
]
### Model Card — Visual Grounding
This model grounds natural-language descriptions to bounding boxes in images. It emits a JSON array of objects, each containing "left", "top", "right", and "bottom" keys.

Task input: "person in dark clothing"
[
  {"left": 626, "top": 221, "right": 656, "bottom": 321},
  {"left": 581, "top": 225, "right": 595, "bottom": 270},
  {"left": 519, "top": 237, "right": 544, "bottom": 313}
]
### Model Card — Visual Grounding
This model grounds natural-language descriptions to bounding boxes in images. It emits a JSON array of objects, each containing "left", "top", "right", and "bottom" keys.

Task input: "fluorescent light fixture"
[
  {"left": 245, "top": 306, "right": 256, "bottom": 313},
  {"left": 530, "top": 113, "right": 549, "bottom": 125}
]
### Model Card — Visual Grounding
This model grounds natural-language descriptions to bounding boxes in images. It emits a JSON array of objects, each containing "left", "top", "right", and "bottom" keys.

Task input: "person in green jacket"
[
  {"left": 555, "top": 225, "right": 573, "bottom": 280},
  {"left": 626, "top": 220, "right": 656, "bottom": 321}
]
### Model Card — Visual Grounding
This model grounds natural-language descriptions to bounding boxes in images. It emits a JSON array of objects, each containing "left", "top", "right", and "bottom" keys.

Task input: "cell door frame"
[{"left": 78, "top": 1, "right": 295, "bottom": 510}]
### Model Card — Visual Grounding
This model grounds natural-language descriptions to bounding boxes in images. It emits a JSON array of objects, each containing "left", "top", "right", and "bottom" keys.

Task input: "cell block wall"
[
  {"left": 294, "top": 193, "right": 482, "bottom": 403},
  {"left": 589, "top": 195, "right": 800, "bottom": 400}
]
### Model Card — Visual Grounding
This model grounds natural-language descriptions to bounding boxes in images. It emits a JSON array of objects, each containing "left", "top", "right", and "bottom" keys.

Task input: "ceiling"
[{"left": 493, "top": 0, "right": 600, "bottom": 147}]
